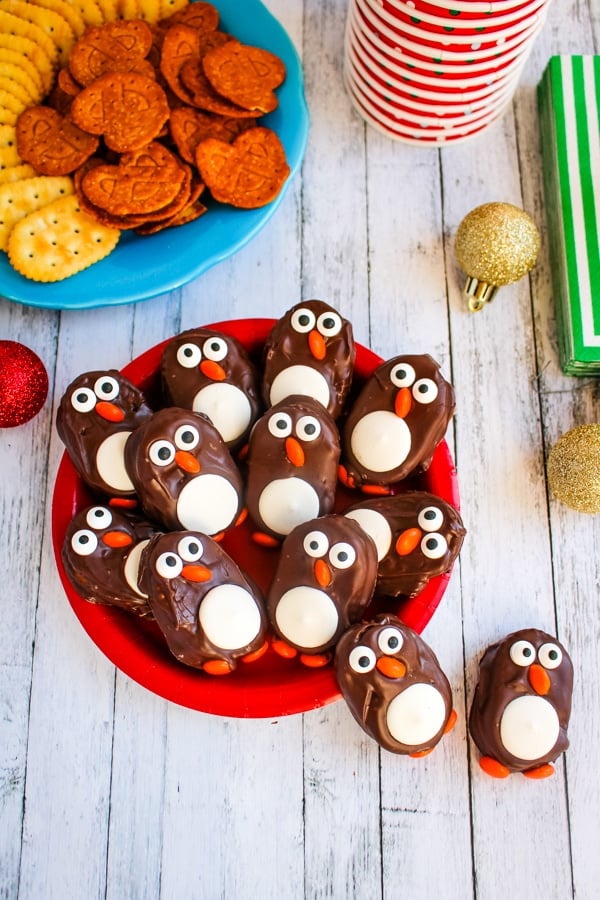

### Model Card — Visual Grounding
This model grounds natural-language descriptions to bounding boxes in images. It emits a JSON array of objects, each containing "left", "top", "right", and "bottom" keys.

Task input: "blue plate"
[{"left": 0, "top": 0, "right": 309, "bottom": 309}]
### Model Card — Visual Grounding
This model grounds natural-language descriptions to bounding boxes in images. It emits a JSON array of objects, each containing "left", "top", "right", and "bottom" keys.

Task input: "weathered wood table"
[{"left": 1, "top": 1, "right": 599, "bottom": 897}]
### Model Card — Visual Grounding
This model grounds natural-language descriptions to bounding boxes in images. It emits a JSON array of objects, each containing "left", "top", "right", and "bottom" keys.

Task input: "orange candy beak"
[
  {"left": 285, "top": 436, "right": 305, "bottom": 467},
  {"left": 200, "top": 359, "right": 226, "bottom": 381},
  {"left": 181, "top": 563, "right": 212, "bottom": 582},
  {"left": 376, "top": 656, "right": 407, "bottom": 679},
  {"left": 308, "top": 329, "right": 326, "bottom": 360},
  {"left": 175, "top": 449, "right": 201, "bottom": 474},
  {"left": 95, "top": 400, "right": 124, "bottom": 422},
  {"left": 528, "top": 662, "right": 551, "bottom": 695},
  {"left": 102, "top": 530, "right": 133, "bottom": 548},
  {"left": 394, "top": 387, "right": 412, "bottom": 419},
  {"left": 314, "top": 558, "right": 332, "bottom": 588},
  {"left": 396, "top": 527, "right": 422, "bottom": 556}
]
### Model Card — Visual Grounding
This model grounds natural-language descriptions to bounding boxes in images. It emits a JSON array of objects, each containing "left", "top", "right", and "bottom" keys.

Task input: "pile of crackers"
[{"left": 0, "top": 0, "right": 290, "bottom": 284}]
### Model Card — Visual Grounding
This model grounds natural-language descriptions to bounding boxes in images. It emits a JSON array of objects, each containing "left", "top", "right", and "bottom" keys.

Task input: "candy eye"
[
  {"left": 94, "top": 375, "right": 119, "bottom": 401},
  {"left": 317, "top": 311, "right": 342, "bottom": 337},
  {"left": 303, "top": 530, "right": 329, "bottom": 558},
  {"left": 538, "top": 643, "right": 563, "bottom": 670},
  {"left": 420, "top": 533, "right": 448, "bottom": 559},
  {"left": 412, "top": 378, "right": 438, "bottom": 404},
  {"left": 177, "top": 535, "right": 203, "bottom": 562},
  {"left": 176, "top": 342, "right": 202, "bottom": 368},
  {"left": 71, "top": 529, "right": 98, "bottom": 556},
  {"left": 510, "top": 640, "right": 536, "bottom": 667},
  {"left": 149, "top": 439, "right": 176, "bottom": 466},
  {"left": 174, "top": 425, "right": 199, "bottom": 451},
  {"left": 268, "top": 412, "right": 292, "bottom": 438},
  {"left": 418, "top": 506, "right": 444, "bottom": 532},
  {"left": 390, "top": 362, "right": 416, "bottom": 388},
  {"left": 71, "top": 386, "right": 96, "bottom": 413},
  {"left": 296, "top": 415, "right": 321, "bottom": 442},
  {"left": 203, "top": 337, "right": 228, "bottom": 362},
  {"left": 349, "top": 646, "right": 376, "bottom": 673},
  {"left": 378, "top": 627, "right": 404, "bottom": 655},
  {"left": 291, "top": 307, "right": 316, "bottom": 333},
  {"left": 86, "top": 506, "right": 112, "bottom": 530},
  {"left": 329, "top": 542, "right": 356, "bottom": 569},
  {"left": 155, "top": 552, "right": 183, "bottom": 579}
]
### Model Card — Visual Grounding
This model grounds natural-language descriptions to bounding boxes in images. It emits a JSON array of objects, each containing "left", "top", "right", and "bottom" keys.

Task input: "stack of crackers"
[{"left": 0, "top": 0, "right": 290, "bottom": 284}]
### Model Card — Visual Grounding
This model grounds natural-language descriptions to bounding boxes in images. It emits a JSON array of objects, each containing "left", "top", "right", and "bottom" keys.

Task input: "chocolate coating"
[
  {"left": 262, "top": 299, "right": 355, "bottom": 418},
  {"left": 160, "top": 328, "right": 262, "bottom": 450},
  {"left": 267, "top": 514, "right": 378, "bottom": 655},
  {"left": 341, "top": 354, "right": 455, "bottom": 488},
  {"left": 335, "top": 614, "right": 453, "bottom": 755},
  {"left": 469, "top": 628, "right": 573, "bottom": 774},
  {"left": 345, "top": 491, "right": 466, "bottom": 598},
  {"left": 124, "top": 407, "right": 244, "bottom": 535},
  {"left": 56, "top": 370, "right": 153, "bottom": 497},
  {"left": 141, "top": 531, "right": 268, "bottom": 671},
  {"left": 62, "top": 504, "right": 155, "bottom": 616}
]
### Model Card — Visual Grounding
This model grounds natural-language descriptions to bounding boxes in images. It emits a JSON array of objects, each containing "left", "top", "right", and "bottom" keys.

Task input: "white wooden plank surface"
[{"left": 1, "top": 0, "right": 599, "bottom": 898}]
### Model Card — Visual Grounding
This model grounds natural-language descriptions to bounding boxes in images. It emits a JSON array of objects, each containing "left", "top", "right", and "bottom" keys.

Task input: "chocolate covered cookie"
[
  {"left": 262, "top": 299, "right": 355, "bottom": 418},
  {"left": 141, "top": 530, "right": 268, "bottom": 674},
  {"left": 335, "top": 614, "right": 455, "bottom": 755},
  {"left": 160, "top": 327, "right": 262, "bottom": 450},
  {"left": 340, "top": 354, "right": 455, "bottom": 490},
  {"left": 345, "top": 491, "right": 466, "bottom": 599},
  {"left": 124, "top": 407, "right": 244, "bottom": 535},
  {"left": 469, "top": 628, "right": 573, "bottom": 778}
]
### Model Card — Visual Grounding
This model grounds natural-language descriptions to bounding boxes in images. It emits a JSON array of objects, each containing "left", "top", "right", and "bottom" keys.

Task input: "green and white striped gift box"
[{"left": 538, "top": 56, "right": 600, "bottom": 376}]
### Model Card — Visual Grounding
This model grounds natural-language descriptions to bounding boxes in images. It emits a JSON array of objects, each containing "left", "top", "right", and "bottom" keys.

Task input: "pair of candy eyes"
[
  {"left": 348, "top": 627, "right": 405, "bottom": 673},
  {"left": 291, "top": 308, "right": 343, "bottom": 337},
  {"left": 70, "top": 376, "right": 120, "bottom": 412},
  {"left": 176, "top": 338, "right": 229, "bottom": 369},
  {"left": 268, "top": 412, "right": 321, "bottom": 442},
  {"left": 71, "top": 505, "right": 118, "bottom": 555},
  {"left": 510, "top": 640, "right": 563, "bottom": 669},
  {"left": 303, "top": 530, "right": 356, "bottom": 569},
  {"left": 149, "top": 426, "right": 200, "bottom": 465},
  {"left": 155, "top": 537, "right": 206, "bottom": 577},
  {"left": 389, "top": 364, "right": 438, "bottom": 404},
  {"left": 413, "top": 506, "right": 448, "bottom": 560}
]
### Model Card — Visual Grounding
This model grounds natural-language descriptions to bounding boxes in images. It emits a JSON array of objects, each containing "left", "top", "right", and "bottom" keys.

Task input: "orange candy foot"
[
  {"left": 523, "top": 763, "right": 555, "bottom": 779},
  {"left": 203, "top": 659, "right": 232, "bottom": 675},
  {"left": 241, "top": 641, "right": 269, "bottom": 665},
  {"left": 479, "top": 756, "right": 511, "bottom": 778},
  {"left": 299, "top": 652, "right": 331, "bottom": 668},
  {"left": 361, "top": 483, "right": 391, "bottom": 496},
  {"left": 410, "top": 747, "right": 434, "bottom": 758},
  {"left": 337, "top": 465, "right": 355, "bottom": 489},
  {"left": 444, "top": 709, "right": 458, "bottom": 734},
  {"left": 271, "top": 638, "right": 298, "bottom": 659},
  {"left": 252, "top": 531, "right": 281, "bottom": 548}
]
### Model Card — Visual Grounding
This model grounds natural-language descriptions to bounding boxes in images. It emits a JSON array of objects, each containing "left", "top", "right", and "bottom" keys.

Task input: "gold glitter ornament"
[
  {"left": 454, "top": 202, "right": 540, "bottom": 312},
  {"left": 547, "top": 424, "right": 600, "bottom": 514}
]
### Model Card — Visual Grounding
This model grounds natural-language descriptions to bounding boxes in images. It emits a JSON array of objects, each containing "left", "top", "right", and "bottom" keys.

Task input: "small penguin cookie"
[
  {"left": 124, "top": 407, "right": 244, "bottom": 535},
  {"left": 340, "top": 354, "right": 455, "bottom": 490},
  {"left": 141, "top": 531, "right": 269, "bottom": 674},
  {"left": 62, "top": 504, "right": 155, "bottom": 617},
  {"left": 267, "top": 514, "right": 378, "bottom": 665},
  {"left": 345, "top": 491, "right": 466, "bottom": 599},
  {"left": 469, "top": 628, "right": 573, "bottom": 778},
  {"left": 262, "top": 299, "right": 355, "bottom": 418},
  {"left": 160, "top": 327, "right": 262, "bottom": 451},
  {"left": 335, "top": 614, "right": 456, "bottom": 755},
  {"left": 56, "top": 370, "right": 153, "bottom": 498},
  {"left": 245, "top": 395, "right": 341, "bottom": 544}
]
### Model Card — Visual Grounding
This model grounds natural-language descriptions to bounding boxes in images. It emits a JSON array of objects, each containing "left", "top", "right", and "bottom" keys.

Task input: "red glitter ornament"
[{"left": 0, "top": 340, "right": 49, "bottom": 428}]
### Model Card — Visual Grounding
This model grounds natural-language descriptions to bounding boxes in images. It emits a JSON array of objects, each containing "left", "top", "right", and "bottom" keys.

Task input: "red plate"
[{"left": 52, "top": 318, "right": 461, "bottom": 718}]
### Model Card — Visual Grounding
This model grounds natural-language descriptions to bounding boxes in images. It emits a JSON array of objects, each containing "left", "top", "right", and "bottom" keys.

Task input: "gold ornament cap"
[
  {"left": 547, "top": 424, "right": 600, "bottom": 514},
  {"left": 454, "top": 201, "right": 540, "bottom": 312}
]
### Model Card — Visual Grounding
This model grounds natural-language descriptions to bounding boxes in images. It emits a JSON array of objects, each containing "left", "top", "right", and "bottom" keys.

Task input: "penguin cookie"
[
  {"left": 124, "top": 407, "right": 244, "bottom": 536},
  {"left": 267, "top": 514, "right": 378, "bottom": 666},
  {"left": 262, "top": 299, "right": 355, "bottom": 418},
  {"left": 469, "top": 628, "right": 573, "bottom": 778},
  {"left": 160, "top": 328, "right": 262, "bottom": 451},
  {"left": 335, "top": 614, "right": 456, "bottom": 755},
  {"left": 141, "top": 531, "right": 269, "bottom": 674},
  {"left": 62, "top": 504, "right": 156, "bottom": 617},
  {"left": 245, "top": 395, "right": 341, "bottom": 545},
  {"left": 345, "top": 491, "right": 466, "bottom": 599},
  {"left": 56, "top": 370, "right": 153, "bottom": 498},
  {"left": 340, "top": 354, "right": 455, "bottom": 491}
]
